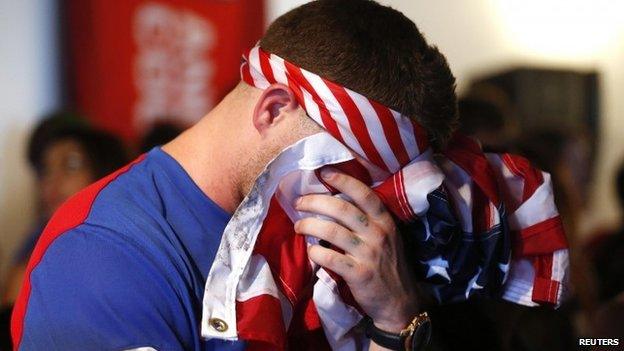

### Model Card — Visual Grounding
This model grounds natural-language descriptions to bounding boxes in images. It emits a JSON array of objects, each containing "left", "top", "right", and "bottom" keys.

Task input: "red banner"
[{"left": 65, "top": 0, "right": 265, "bottom": 141}]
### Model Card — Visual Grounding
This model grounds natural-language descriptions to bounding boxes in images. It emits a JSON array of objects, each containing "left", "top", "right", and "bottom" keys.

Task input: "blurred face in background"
[{"left": 38, "top": 138, "right": 95, "bottom": 218}]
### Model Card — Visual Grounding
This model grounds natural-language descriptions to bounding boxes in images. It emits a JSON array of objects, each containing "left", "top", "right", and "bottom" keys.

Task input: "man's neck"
[{"left": 162, "top": 97, "right": 247, "bottom": 214}]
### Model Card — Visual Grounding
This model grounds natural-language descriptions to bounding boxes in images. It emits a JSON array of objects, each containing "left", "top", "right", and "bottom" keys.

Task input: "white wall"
[
  {"left": 267, "top": 0, "right": 624, "bottom": 234},
  {"left": 0, "top": 0, "right": 60, "bottom": 281}
]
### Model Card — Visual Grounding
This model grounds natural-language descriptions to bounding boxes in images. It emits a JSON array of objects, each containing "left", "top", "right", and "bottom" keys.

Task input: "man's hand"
[{"left": 294, "top": 168, "right": 420, "bottom": 340}]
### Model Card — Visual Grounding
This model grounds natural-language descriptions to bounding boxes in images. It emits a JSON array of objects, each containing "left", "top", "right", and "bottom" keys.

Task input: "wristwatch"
[{"left": 364, "top": 312, "right": 432, "bottom": 351}]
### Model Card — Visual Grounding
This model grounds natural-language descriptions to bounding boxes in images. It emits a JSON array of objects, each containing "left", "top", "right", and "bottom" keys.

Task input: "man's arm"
[
  {"left": 13, "top": 225, "right": 194, "bottom": 351},
  {"left": 294, "top": 168, "right": 421, "bottom": 350}
]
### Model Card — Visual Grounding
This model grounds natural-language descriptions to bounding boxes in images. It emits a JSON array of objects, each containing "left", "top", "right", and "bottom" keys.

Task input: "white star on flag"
[
  {"left": 499, "top": 261, "right": 510, "bottom": 284},
  {"left": 422, "top": 218, "right": 432, "bottom": 241},
  {"left": 499, "top": 262, "right": 510, "bottom": 273},
  {"left": 420, "top": 255, "right": 450, "bottom": 282},
  {"left": 465, "top": 267, "right": 484, "bottom": 299}
]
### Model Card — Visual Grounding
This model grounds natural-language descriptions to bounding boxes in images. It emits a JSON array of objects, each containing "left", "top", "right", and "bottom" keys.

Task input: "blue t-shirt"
[{"left": 14, "top": 148, "right": 246, "bottom": 351}]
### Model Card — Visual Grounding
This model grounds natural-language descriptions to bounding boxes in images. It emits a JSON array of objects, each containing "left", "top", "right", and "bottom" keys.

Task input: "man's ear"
[{"left": 252, "top": 83, "right": 298, "bottom": 133}]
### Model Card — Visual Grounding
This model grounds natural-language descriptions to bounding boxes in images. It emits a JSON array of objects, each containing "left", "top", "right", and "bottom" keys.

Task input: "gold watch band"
[{"left": 402, "top": 312, "right": 431, "bottom": 350}]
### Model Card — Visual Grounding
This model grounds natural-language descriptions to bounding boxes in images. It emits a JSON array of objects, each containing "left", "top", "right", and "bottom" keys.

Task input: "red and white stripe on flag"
[
  {"left": 488, "top": 153, "right": 568, "bottom": 305},
  {"left": 241, "top": 46, "right": 428, "bottom": 174}
]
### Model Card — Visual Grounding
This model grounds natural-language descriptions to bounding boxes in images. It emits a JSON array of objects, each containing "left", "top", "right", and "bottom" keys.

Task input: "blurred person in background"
[
  {"left": 2, "top": 114, "right": 129, "bottom": 304},
  {"left": 575, "top": 160, "right": 624, "bottom": 344},
  {"left": 0, "top": 114, "right": 128, "bottom": 348},
  {"left": 585, "top": 161, "right": 624, "bottom": 320},
  {"left": 2, "top": 113, "right": 89, "bottom": 305}
]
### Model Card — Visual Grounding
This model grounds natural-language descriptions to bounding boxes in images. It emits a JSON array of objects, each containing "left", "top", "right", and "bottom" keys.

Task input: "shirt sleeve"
[{"left": 17, "top": 225, "right": 197, "bottom": 351}]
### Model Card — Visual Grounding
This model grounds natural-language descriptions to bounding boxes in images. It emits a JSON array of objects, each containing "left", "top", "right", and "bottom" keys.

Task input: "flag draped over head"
[{"left": 201, "top": 46, "right": 569, "bottom": 350}]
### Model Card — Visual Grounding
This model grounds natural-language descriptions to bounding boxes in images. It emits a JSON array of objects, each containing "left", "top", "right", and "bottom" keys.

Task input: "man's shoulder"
[
  {"left": 23, "top": 151, "right": 180, "bottom": 290},
  {"left": 11, "top": 154, "right": 178, "bottom": 348},
  {"left": 37, "top": 152, "right": 166, "bottom": 257},
  {"left": 42, "top": 154, "right": 149, "bottom": 238},
  {"left": 14, "top": 222, "right": 196, "bottom": 350}
]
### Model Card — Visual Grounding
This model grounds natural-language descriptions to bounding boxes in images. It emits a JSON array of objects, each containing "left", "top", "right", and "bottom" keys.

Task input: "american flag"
[{"left": 200, "top": 46, "right": 569, "bottom": 350}]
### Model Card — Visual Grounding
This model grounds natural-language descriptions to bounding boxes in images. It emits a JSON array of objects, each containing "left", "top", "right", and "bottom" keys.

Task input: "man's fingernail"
[
  {"left": 294, "top": 197, "right": 302, "bottom": 208},
  {"left": 321, "top": 168, "right": 334, "bottom": 180}
]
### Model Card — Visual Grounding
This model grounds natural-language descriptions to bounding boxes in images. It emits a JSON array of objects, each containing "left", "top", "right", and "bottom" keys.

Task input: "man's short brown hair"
[{"left": 260, "top": 0, "right": 458, "bottom": 149}]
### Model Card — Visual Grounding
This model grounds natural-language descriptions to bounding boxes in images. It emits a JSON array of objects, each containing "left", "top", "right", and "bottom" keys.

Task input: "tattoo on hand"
[
  {"left": 358, "top": 214, "right": 369, "bottom": 227},
  {"left": 378, "top": 203, "right": 386, "bottom": 215},
  {"left": 350, "top": 234, "right": 363, "bottom": 246}
]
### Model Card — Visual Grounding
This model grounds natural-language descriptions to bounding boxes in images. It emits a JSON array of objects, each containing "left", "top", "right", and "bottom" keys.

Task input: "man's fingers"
[
  {"left": 295, "top": 193, "right": 369, "bottom": 232},
  {"left": 295, "top": 217, "right": 364, "bottom": 254},
  {"left": 307, "top": 244, "right": 360, "bottom": 280},
  {"left": 320, "top": 168, "right": 388, "bottom": 219}
]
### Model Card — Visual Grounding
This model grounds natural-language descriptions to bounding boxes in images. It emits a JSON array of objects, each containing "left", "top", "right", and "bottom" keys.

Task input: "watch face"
[{"left": 411, "top": 319, "right": 432, "bottom": 350}]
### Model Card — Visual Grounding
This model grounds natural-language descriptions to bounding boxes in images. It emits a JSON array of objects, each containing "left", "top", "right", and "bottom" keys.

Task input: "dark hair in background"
[
  {"left": 27, "top": 111, "right": 89, "bottom": 171},
  {"left": 515, "top": 129, "right": 569, "bottom": 175},
  {"left": 28, "top": 112, "right": 129, "bottom": 179},
  {"left": 260, "top": 0, "right": 458, "bottom": 149},
  {"left": 140, "top": 121, "right": 184, "bottom": 154},
  {"left": 457, "top": 98, "right": 505, "bottom": 135}
]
